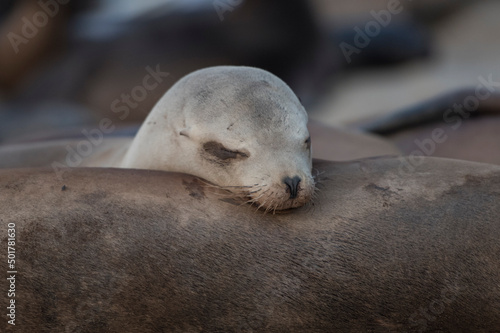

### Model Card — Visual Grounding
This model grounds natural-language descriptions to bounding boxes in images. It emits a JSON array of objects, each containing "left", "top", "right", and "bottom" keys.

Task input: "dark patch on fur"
[
  {"left": 203, "top": 141, "right": 247, "bottom": 160},
  {"left": 201, "top": 141, "right": 248, "bottom": 167},
  {"left": 195, "top": 89, "right": 214, "bottom": 104},
  {"left": 182, "top": 178, "right": 206, "bottom": 200},
  {"left": 364, "top": 183, "right": 400, "bottom": 207},
  {"left": 305, "top": 136, "right": 311, "bottom": 150},
  {"left": 4, "top": 179, "right": 25, "bottom": 192},
  {"left": 443, "top": 173, "right": 500, "bottom": 204}
]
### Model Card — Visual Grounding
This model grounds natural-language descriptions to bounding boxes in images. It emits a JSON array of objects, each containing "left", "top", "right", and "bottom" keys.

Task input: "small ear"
[{"left": 179, "top": 128, "right": 190, "bottom": 138}]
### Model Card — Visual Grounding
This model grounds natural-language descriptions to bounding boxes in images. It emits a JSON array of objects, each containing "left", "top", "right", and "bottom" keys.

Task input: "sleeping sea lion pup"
[{"left": 118, "top": 66, "right": 314, "bottom": 211}]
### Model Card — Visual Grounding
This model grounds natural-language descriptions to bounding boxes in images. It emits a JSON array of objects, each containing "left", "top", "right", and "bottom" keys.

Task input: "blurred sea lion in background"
[
  {"left": 0, "top": 0, "right": 433, "bottom": 143},
  {"left": 358, "top": 89, "right": 500, "bottom": 165}
]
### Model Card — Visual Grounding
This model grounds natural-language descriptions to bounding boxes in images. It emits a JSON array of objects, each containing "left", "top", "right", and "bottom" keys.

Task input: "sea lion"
[
  {"left": 2, "top": 66, "right": 316, "bottom": 211},
  {"left": 357, "top": 88, "right": 500, "bottom": 165},
  {"left": 119, "top": 66, "right": 314, "bottom": 211},
  {"left": 0, "top": 66, "right": 404, "bottom": 210},
  {"left": 1, "top": 157, "right": 500, "bottom": 331}
]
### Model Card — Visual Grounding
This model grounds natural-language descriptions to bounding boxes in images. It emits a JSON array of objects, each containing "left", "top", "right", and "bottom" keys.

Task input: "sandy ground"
[{"left": 309, "top": 0, "right": 500, "bottom": 125}]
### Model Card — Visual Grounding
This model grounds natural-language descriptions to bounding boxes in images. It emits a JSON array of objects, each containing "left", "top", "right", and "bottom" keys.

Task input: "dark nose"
[{"left": 283, "top": 176, "right": 301, "bottom": 199}]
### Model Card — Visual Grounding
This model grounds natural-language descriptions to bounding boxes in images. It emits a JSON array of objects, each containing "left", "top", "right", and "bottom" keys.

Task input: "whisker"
[
  {"left": 263, "top": 191, "right": 277, "bottom": 215},
  {"left": 245, "top": 190, "right": 269, "bottom": 205},
  {"left": 248, "top": 188, "right": 264, "bottom": 195},
  {"left": 257, "top": 201, "right": 267, "bottom": 211},
  {"left": 200, "top": 175, "right": 317, "bottom": 213},
  {"left": 258, "top": 193, "right": 273, "bottom": 213},
  {"left": 312, "top": 168, "right": 325, "bottom": 178},
  {"left": 272, "top": 201, "right": 279, "bottom": 215},
  {"left": 257, "top": 201, "right": 267, "bottom": 213}
]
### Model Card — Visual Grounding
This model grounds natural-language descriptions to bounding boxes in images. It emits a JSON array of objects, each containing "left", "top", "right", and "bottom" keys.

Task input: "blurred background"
[{"left": 1, "top": 0, "right": 499, "bottom": 151}]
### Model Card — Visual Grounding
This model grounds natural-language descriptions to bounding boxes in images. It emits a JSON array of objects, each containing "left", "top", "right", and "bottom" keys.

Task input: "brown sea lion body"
[{"left": 1, "top": 157, "right": 499, "bottom": 332}]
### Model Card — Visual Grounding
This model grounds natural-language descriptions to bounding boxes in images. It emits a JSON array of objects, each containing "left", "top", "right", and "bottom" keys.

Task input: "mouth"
[
  {"left": 200, "top": 178, "right": 314, "bottom": 213},
  {"left": 246, "top": 186, "right": 313, "bottom": 213}
]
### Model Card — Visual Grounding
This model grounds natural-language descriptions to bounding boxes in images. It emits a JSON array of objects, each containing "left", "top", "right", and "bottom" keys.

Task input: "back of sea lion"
[{"left": 1, "top": 157, "right": 499, "bottom": 331}]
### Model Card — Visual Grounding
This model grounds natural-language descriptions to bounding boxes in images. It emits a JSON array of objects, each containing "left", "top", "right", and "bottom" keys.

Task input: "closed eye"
[
  {"left": 203, "top": 141, "right": 249, "bottom": 160},
  {"left": 304, "top": 136, "right": 311, "bottom": 150}
]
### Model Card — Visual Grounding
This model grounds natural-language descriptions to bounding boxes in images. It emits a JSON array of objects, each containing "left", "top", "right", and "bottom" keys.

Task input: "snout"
[{"left": 283, "top": 176, "right": 301, "bottom": 199}]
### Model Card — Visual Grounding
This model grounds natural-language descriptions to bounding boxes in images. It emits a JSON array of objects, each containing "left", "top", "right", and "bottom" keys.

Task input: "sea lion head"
[{"left": 123, "top": 66, "right": 314, "bottom": 211}]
